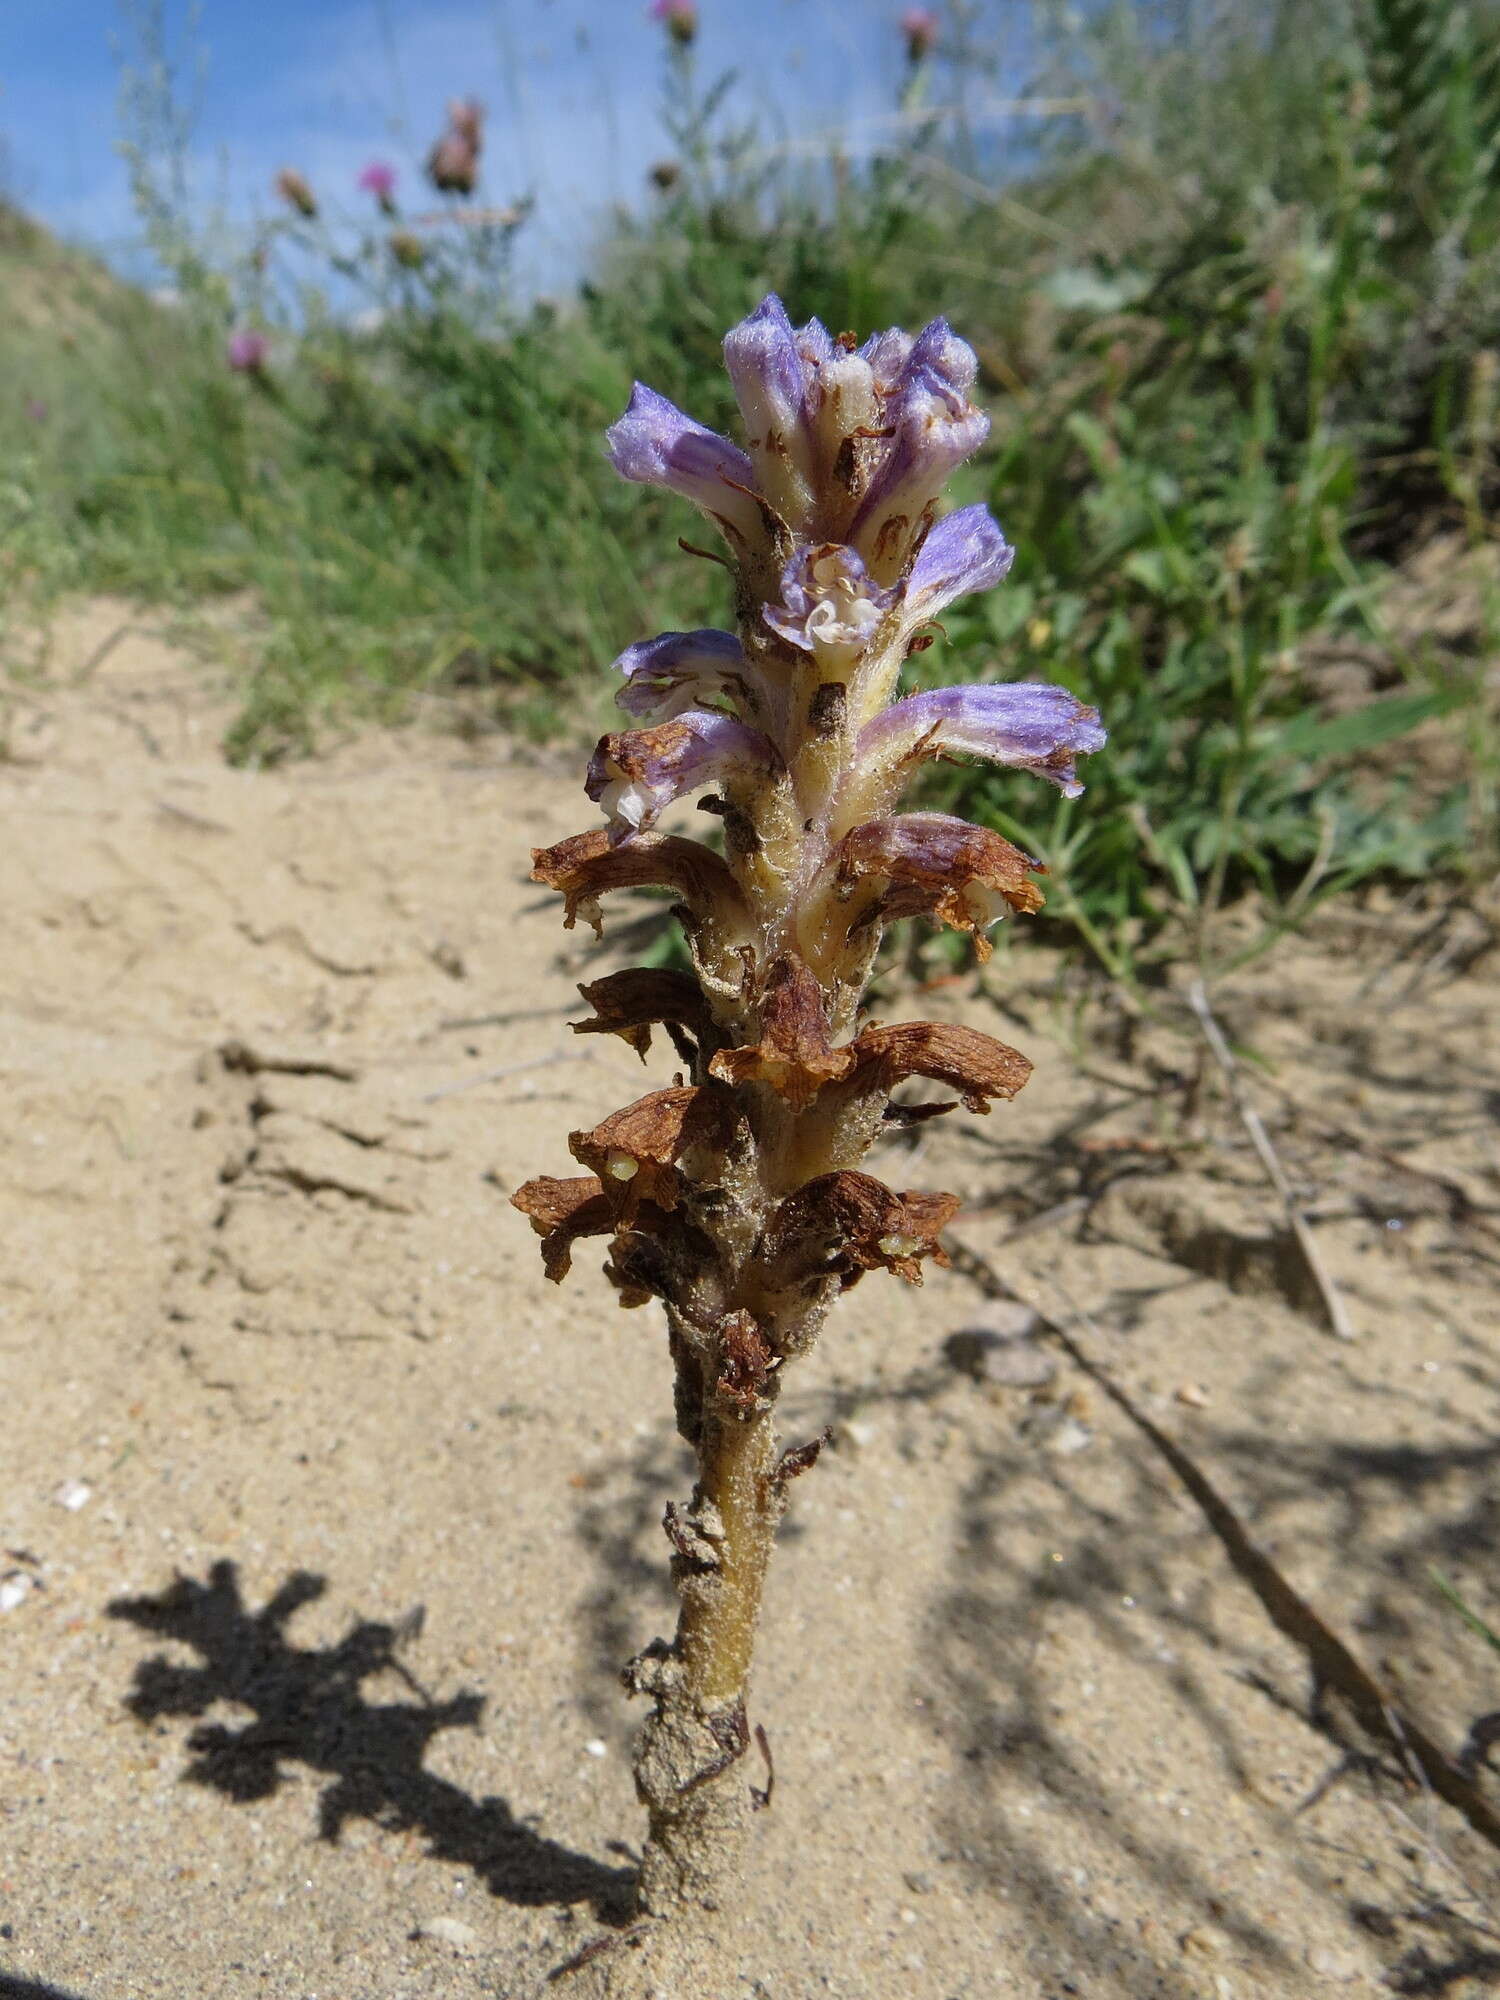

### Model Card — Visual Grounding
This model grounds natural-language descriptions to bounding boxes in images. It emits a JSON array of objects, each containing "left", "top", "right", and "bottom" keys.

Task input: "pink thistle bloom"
[
  {"left": 648, "top": 0, "right": 698, "bottom": 44},
  {"left": 226, "top": 329, "right": 270, "bottom": 375},
  {"left": 900, "top": 6, "right": 939, "bottom": 59},
  {"left": 357, "top": 160, "right": 398, "bottom": 203}
]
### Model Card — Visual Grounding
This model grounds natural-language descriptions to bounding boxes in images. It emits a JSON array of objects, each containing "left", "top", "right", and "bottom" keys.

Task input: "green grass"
[{"left": 3, "top": 0, "right": 1498, "bottom": 978}]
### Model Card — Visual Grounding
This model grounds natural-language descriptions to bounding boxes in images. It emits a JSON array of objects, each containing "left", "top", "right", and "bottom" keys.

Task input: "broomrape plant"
[{"left": 513, "top": 296, "right": 1104, "bottom": 1918}]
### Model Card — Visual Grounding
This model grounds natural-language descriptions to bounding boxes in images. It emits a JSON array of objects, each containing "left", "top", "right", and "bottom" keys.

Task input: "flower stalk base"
[{"left": 628, "top": 1370, "right": 782, "bottom": 1917}]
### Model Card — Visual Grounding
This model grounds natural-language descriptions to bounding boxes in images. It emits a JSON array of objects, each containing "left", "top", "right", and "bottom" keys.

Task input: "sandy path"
[{"left": 3, "top": 602, "right": 1499, "bottom": 1999}]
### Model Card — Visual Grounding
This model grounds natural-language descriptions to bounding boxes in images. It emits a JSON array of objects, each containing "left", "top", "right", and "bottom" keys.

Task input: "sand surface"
[{"left": 3, "top": 601, "right": 1499, "bottom": 2000}]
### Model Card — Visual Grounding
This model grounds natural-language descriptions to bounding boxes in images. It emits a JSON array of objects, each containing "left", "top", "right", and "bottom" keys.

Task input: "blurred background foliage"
[{"left": 2, "top": 0, "right": 1497, "bottom": 984}]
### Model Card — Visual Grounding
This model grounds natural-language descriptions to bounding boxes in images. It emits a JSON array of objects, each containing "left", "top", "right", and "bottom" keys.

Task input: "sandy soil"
[{"left": 3, "top": 600, "right": 1500, "bottom": 2000}]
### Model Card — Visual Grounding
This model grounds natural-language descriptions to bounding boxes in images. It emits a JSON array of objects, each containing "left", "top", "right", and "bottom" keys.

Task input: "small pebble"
[
  {"left": 0, "top": 1573, "right": 33, "bottom": 1613},
  {"left": 1180, "top": 1925, "right": 1229, "bottom": 1958},
  {"left": 839, "top": 1419, "right": 878, "bottom": 1454},
  {"left": 55, "top": 1479, "right": 92, "bottom": 1512},
  {"left": 1045, "top": 1417, "right": 1093, "bottom": 1456},
  {"left": 413, "top": 1915, "right": 480, "bottom": 1954},
  {"left": 583, "top": 1738, "right": 607, "bottom": 1758},
  {"left": 1305, "top": 1943, "right": 1362, "bottom": 1982},
  {"left": 903, "top": 1871, "right": 935, "bottom": 1895},
  {"left": 1174, "top": 1383, "right": 1209, "bottom": 1408}
]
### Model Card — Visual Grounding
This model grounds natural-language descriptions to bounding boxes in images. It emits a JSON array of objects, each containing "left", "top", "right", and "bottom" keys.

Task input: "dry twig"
[
  {"left": 944, "top": 1234, "right": 1500, "bottom": 1853},
  {"left": 1186, "top": 978, "right": 1355, "bottom": 1341}
]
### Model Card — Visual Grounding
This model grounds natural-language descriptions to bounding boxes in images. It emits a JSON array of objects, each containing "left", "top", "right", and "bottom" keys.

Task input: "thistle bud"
[
  {"left": 648, "top": 0, "right": 699, "bottom": 44},
  {"left": 273, "top": 167, "right": 317, "bottom": 219},
  {"left": 900, "top": 6, "right": 940, "bottom": 62},
  {"left": 426, "top": 99, "right": 484, "bottom": 196}
]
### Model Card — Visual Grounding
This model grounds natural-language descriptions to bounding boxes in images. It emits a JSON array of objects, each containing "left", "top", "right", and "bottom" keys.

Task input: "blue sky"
[{"left": 0, "top": 0, "right": 1033, "bottom": 293}]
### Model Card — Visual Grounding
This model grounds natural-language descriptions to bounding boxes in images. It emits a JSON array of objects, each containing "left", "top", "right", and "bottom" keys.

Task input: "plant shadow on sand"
[
  {"left": 0, "top": 1981, "right": 96, "bottom": 1999},
  {"left": 920, "top": 1360, "right": 1500, "bottom": 2000},
  {"left": 107, "top": 1560, "right": 633, "bottom": 1920}
]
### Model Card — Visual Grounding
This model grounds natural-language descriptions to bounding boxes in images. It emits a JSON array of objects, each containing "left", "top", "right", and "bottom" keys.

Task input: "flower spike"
[{"left": 515, "top": 295, "right": 1104, "bottom": 1928}]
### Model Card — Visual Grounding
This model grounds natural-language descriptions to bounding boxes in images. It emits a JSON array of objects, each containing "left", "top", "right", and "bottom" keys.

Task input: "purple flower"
[
  {"left": 227, "top": 329, "right": 270, "bottom": 375},
  {"left": 606, "top": 384, "right": 765, "bottom": 546},
  {"left": 586, "top": 711, "right": 780, "bottom": 840},
  {"left": 905, "top": 505, "right": 1013, "bottom": 617},
  {"left": 614, "top": 630, "right": 749, "bottom": 722},
  {"left": 857, "top": 681, "right": 1105, "bottom": 798},
  {"left": 723, "top": 295, "right": 819, "bottom": 523},
  {"left": 358, "top": 160, "right": 398, "bottom": 207},
  {"left": 24, "top": 397, "right": 48, "bottom": 425},
  {"left": 848, "top": 359, "right": 990, "bottom": 574},
  {"left": 764, "top": 545, "right": 899, "bottom": 657}
]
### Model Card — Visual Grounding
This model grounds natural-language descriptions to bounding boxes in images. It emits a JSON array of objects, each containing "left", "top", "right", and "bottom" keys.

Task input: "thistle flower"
[
  {"left": 357, "top": 159, "right": 398, "bottom": 214},
  {"left": 516, "top": 296, "right": 1103, "bottom": 1929},
  {"left": 900, "top": 5, "right": 940, "bottom": 60},
  {"left": 273, "top": 166, "right": 318, "bottom": 219},
  {"left": 649, "top": 0, "right": 699, "bottom": 43},
  {"left": 226, "top": 328, "right": 270, "bottom": 375}
]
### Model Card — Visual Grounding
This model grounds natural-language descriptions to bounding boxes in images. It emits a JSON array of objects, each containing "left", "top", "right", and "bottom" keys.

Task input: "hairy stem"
[{"left": 630, "top": 1371, "right": 782, "bottom": 1918}]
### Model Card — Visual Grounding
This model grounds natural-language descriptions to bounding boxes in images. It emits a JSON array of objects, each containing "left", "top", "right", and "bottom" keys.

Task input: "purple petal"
[
  {"left": 764, "top": 544, "right": 899, "bottom": 654},
  {"left": 795, "top": 315, "right": 836, "bottom": 371},
  {"left": 847, "top": 365, "right": 991, "bottom": 572},
  {"left": 905, "top": 505, "right": 1013, "bottom": 617},
  {"left": 858, "top": 326, "right": 916, "bottom": 390},
  {"left": 586, "top": 710, "right": 780, "bottom": 839},
  {"left": 724, "top": 296, "right": 807, "bottom": 435},
  {"left": 605, "top": 384, "right": 764, "bottom": 541},
  {"left": 613, "top": 629, "right": 749, "bottom": 721},
  {"left": 723, "top": 295, "right": 820, "bottom": 520},
  {"left": 902, "top": 317, "right": 979, "bottom": 403},
  {"left": 857, "top": 682, "right": 1106, "bottom": 797}
]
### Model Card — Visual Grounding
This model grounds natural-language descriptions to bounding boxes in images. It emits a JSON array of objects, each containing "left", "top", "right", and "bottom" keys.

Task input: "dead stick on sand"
[
  {"left": 1186, "top": 978, "right": 1354, "bottom": 1342},
  {"left": 943, "top": 1234, "right": 1500, "bottom": 1853}
]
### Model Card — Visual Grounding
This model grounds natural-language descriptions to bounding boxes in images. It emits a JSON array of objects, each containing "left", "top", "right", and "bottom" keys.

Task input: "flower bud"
[{"left": 273, "top": 168, "right": 317, "bottom": 219}]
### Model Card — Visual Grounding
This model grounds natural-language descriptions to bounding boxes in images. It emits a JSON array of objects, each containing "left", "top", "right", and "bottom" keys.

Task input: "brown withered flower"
[
  {"left": 514, "top": 295, "right": 1104, "bottom": 1930},
  {"left": 425, "top": 97, "right": 485, "bottom": 196}
]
